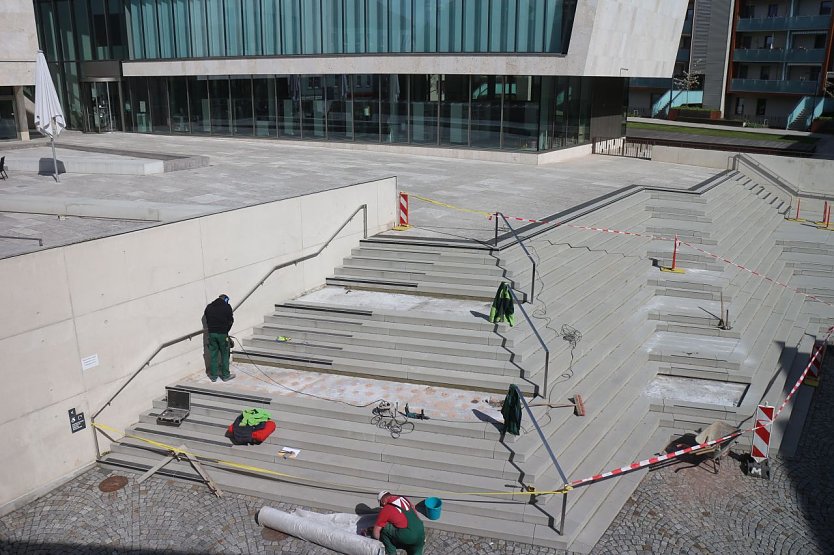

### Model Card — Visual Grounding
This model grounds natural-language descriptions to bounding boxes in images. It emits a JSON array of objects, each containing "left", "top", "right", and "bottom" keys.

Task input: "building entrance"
[{"left": 83, "top": 81, "right": 121, "bottom": 133}]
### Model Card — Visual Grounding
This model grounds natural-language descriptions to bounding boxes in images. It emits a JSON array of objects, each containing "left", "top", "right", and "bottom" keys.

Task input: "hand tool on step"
[{"left": 530, "top": 394, "right": 585, "bottom": 416}]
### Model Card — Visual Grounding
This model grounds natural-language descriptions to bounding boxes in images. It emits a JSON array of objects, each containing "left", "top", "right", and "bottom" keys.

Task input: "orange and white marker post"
[
  {"left": 660, "top": 234, "right": 685, "bottom": 274},
  {"left": 805, "top": 340, "right": 827, "bottom": 387},
  {"left": 398, "top": 192, "right": 409, "bottom": 228},
  {"left": 749, "top": 404, "right": 774, "bottom": 479}
]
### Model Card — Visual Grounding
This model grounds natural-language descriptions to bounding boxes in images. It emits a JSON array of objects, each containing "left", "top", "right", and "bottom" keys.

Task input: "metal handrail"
[
  {"left": 506, "top": 286, "right": 550, "bottom": 398},
  {"left": 733, "top": 153, "right": 798, "bottom": 199},
  {"left": 494, "top": 212, "right": 536, "bottom": 302},
  {"left": 90, "top": 203, "right": 368, "bottom": 458},
  {"left": 0, "top": 235, "right": 43, "bottom": 246},
  {"left": 518, "top": 392, "right": 568, "bottom": 535}
]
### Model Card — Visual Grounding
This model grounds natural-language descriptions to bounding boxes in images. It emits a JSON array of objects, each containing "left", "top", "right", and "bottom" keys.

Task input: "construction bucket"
[{"left": 424, "top": 497, "right": 442, "bottom": 520}]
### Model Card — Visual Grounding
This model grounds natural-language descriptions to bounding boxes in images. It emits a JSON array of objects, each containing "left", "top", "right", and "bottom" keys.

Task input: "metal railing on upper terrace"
[{"left": 90, "top": 203, "right": 369, "bottom": 459}]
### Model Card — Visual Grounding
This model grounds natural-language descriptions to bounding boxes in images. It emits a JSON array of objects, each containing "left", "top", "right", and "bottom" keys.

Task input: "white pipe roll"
[{"left": 257, "top": 506, "right": 384, "bottom": 555}]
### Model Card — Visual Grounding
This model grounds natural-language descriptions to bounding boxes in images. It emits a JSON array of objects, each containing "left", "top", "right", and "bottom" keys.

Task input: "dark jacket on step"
[{"left": 205, "top": 298, "right": 234, "bottom": 334}]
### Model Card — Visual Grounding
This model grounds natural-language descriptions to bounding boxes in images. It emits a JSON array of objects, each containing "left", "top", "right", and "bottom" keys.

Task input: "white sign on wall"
[{"left": 81, "top": 354, "right": 100, "bottom": 371}]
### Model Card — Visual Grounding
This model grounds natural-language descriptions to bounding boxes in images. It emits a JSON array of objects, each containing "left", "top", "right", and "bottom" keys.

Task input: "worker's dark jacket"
[{"left": 205, "top": 298, "right": 234, "bottom": 334}]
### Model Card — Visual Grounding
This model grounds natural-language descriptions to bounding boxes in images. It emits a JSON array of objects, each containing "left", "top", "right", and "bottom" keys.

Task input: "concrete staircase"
[
  {"left": 642, "top": 168, "right": 834, "bottom": 452},
  {"left": 99, "top": 165, "right": 834, "bottom": 552}
]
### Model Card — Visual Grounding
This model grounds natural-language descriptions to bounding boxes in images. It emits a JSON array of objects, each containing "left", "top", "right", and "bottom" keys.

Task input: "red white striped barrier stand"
[
  {"left": 805, "top": 340, "right": 827, "bottom": 388},
  {"left": 748, "top": 404, "right": 774, "bottom": 480},
  {"left": 659, "top": 234, "right": 685, "bottom": 274},
  {"left": 394, "top": 192, "right": 410, "bottom": 230}
]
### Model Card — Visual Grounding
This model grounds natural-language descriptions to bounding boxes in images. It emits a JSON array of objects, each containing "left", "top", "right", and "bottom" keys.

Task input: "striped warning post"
[
  {"left": 751, "top": 405, "right": 774, "bottom": 463},
  {"left": 805, "top": 340, "right": 827, "bottom": 388},
  {"left": 399, "top": 192, "right": 409, "bottom": 227}
]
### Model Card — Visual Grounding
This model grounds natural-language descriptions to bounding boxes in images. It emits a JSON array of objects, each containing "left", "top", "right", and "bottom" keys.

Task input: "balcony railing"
[
  {"left": 629, "top": 77, "right": 671, "bottom": 89},
  {"left": 736, "top": 14, "right": 831, "bottom": 32},
  {"left": 730, "top": 78, "right": 819, "bottom": 94},
  {"left": 733, "top": 48, "right": 826, "bottom": 63}
]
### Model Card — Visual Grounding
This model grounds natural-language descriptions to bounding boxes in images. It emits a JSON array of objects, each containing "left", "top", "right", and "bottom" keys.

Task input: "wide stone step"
[
  {"left": 646, "top": 331, "right": 741, "bottom": 370},
  {"left": 656, "top": 360, "right": 750, "bottom": 382},
  {"left": 140, "top": 408, "right": 518, "bottom": 481},
  {"left": 344, "top": 254, "right": 514, "bottom": 277},
  {"left": 332, "top": 264, "right": 508, "bottom": 289},
  {"left": 173, "top": 383, "right": 507, "bottom": 441},
  {"left": 241, "top": 334, "right": 534, "bottom": 375},
  {"left": 252, "top": 324, "right": 524, "bottom": 363},
  {"left": 277, "top": 298, "right": 506, "bottom": 333},
  {"left": 324, "top": 275, "right": 508, "bottom": 301},
  {"left": 351, "top": 245, "right": 501, "bottom": 265},
  {"left": 265, "top": 312, "right": 519, "bottom": 348},
  {"left": 231, "top": 350, "right": 540, "bottom": 395}
]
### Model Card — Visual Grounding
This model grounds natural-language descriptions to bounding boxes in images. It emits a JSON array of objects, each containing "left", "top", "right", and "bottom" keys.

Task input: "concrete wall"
[
  {"left": 0, "top": 0, "right": 37, "bottom": 87},
  {"left": 747, "top": 154, "right": 834, "bottom": 197},
  {"left": 651, "top": 145, "right": 834, "bottom": 197},
  {"left": 124, "top": 0, "right": 687, "bottom": 79},
  {"left": 0, "top": 178, "right": 396, "bottom": 516},
  {"left": 651, "top": 145, "right": 736, "bottom": 169}
]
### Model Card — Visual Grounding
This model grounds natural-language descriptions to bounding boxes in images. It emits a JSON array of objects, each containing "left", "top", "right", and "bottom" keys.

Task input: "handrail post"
[
  {"left": 531, "top": 261, "right": 536, "bottom": 302},
  {"left": 543, "top": 349, "right": 549, "bottom": 400},
  {"left": 362, "top": 203, "right": 367, "bottom": 239},
  {"left": 494, "top": 212, "right": 499, "bottom": 246}
]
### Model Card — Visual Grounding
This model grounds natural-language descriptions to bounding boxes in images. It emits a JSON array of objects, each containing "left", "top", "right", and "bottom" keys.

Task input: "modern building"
[
  {"left": 23, "top": 0, "right": 687, "bottom": 153},
  {"left": 0, "top": 1, "right": 38, "bottom": 140},
  {"left": 729, "top": 0, "right": 834, "bottom": 129},
  {"left": 628, "top": 0, "right": 834, "bottom": 130}
]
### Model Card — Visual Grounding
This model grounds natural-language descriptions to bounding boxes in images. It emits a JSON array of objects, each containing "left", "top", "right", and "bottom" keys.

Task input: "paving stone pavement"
[{"left": 2, "top": 359, "right": 833, "bottom": 555}]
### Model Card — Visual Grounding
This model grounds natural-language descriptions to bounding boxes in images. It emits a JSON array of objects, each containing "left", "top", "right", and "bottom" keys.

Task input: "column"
[{"left": 14, "top": 86, "right": 29, "bottom": 141}]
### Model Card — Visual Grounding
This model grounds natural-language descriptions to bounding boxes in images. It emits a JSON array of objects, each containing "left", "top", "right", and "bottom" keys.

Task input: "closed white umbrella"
[{"left": 34, "top": 50, "right": 66, "bottom": 182}]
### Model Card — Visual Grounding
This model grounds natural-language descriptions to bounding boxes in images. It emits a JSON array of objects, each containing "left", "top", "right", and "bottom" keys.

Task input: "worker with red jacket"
[{"left": 373, "top": 490, "right": 425, "bottom": 555}]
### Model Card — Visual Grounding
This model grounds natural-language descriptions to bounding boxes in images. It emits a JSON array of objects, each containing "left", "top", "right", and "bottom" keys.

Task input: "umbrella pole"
[{"left": 51, "top": 136, "right": 59, "bottom": 183}]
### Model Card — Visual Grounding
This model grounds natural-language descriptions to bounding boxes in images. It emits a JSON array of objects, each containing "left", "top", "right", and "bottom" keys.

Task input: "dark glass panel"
[
  {"left": 253, "top": 77, "right": 277, "bottom": 136},
  {"left": 353, "top": 75, "right": 380, "bottom": 142},
  {"left": 439, "top": 75, "right": 469, "bottom": 146},
  {"left": 131, "top": 77, "right": 151, "bottom": 132},
  {"left": 169, "top": 77, "right": 190, "bottom": 133},
  {"left": 188, "top": 77, "right": 210, "bottom": 133},
  {"left": 325, "top": 75, "right": 353, "bottom": 141},
  {"left": 470, "top": 75, "right": 502, "bottom": 149},
  {"left": 410, "top": 74, "right": 439, "bottom": 144},
  {"left": 231, "top": 77, "right": 254, "bottom": 136},
  {"left": 209, "top": 77, "right": 231, "bottom": 135},
  {"left": 382, "top": 74, "right": 408, "bottom": 144},
  {"left": 300, "top": 76, "right": 326, "bottom": 139},
  {"left": 276, "top": 76, "right": 301, "bottom": 137},
  {"left": 149, "top": 78, "right": 170, "bottom": 132},
  {"left": 502, "top": 76, "right": 540, "bottom": 151}
]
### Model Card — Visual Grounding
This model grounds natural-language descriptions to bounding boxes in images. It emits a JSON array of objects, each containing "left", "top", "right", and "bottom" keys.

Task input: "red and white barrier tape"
[
  {"left": 569, "top": 327, "right": 833, "bottom": 489},
  {"left": 680, "top": 240, "right": 834, "bottom": 309}
]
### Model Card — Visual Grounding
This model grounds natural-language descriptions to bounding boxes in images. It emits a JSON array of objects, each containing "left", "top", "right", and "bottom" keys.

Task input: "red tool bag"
[{"left": 227, "top": 415, "right": 276, "bottom": 445}]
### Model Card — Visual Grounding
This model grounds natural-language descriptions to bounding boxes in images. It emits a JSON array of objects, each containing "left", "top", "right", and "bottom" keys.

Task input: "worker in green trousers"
[{"left": 373, "top": 491, "right": 425, "bottom": 555}]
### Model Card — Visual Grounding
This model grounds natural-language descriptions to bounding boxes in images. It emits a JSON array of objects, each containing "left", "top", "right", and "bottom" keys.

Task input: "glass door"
[{"left": 83, "top": 81, "right": 122, "bottom": 132}]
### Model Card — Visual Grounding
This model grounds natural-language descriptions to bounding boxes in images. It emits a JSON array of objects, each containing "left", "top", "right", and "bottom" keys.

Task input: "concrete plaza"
[{"left": 0, "top": 133, "right": 718, "bottom": 258}]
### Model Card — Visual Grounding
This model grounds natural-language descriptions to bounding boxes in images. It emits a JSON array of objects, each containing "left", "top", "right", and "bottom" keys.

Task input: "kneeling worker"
[{"left": 373, "top": 490, "right": 425, "bottom": 555}]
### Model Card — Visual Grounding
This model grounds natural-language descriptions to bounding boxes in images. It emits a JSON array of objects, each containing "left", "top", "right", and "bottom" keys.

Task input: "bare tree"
[{"left": 673, "top": 69, "right": 703, "bottom": 106}]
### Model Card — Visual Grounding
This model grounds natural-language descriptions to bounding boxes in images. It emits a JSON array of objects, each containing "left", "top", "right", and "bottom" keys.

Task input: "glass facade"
[
  {"left": 31, "top": 0, "right": 622, "bottom": 153},
  {"left": 122, "top": 74, "right": 613, "bottom": 152},
  {"left": 124, "top": 0, "right": 577, "bottom": 59}
]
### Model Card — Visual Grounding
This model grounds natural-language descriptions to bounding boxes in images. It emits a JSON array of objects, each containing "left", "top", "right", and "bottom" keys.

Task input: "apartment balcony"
[
  {"left": 730, "top": 78, "right": 818, "bottom": 94},
  {"left": 733, "top": 48, "right": 826, "bottom": 64},
  {"left": 736, "top": 14, "right": 831, "bottom": 32}
]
